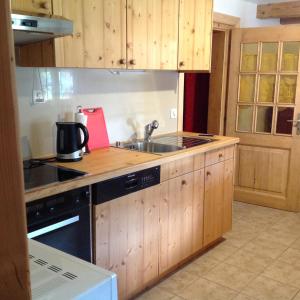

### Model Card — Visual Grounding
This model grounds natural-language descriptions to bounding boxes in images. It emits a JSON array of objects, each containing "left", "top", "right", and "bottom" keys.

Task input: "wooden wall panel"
[
  {"left": 0, "top": 0, "right": 30, "bottom": 298},
  {"left": 127, "top": 0, "right": 179, "bottom": 70},
  {"left": 11, "top": 0, "right": 52, "bottom": 15}
]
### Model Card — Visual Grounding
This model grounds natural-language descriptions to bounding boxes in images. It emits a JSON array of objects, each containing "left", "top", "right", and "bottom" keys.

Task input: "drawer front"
[
  {"left": 224, "top": 145, "right": 235, "bottom": 160},
  {"left": 205, "top": 148, "right": 225, "bottom": 166},
  {"left": 161, "top": 156, "right": 194, "bottom": 181},
  {"left": 194, "top": 153, "right": 205, "bottom": 170}
]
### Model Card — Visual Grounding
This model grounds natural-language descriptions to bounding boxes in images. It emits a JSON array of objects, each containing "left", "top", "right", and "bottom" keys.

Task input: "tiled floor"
[{"left": 137, "top": 201, "right": 300, "bottom": 300}]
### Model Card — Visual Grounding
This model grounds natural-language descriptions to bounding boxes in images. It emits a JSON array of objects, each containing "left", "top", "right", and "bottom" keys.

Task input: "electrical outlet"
[
  {"left": 170, "top": 108, "right": 177, "bottom": 119},
  {"left": 32, "top": 89, "right": 45, "bottom": 104}
]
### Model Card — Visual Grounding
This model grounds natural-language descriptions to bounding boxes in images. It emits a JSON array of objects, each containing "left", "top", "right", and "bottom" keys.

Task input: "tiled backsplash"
[{"left": 16, "top": 68, "right": 179, "bottom": 159}]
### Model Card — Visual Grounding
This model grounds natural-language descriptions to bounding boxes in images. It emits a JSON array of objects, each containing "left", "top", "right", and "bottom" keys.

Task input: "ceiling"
[{"left": 246, "top": 0, "right": 296, "bottom": 3}]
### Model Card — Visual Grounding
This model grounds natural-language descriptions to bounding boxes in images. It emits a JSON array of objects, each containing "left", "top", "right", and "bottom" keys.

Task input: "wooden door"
[
  {"left": 203, "top": 161, "right": 224, "bottom": 246},
  {"left": 94, "top": 184, "right": 160, "bottom": 300},
  {"left": 226, "top": 26, "right": 300, "bottom": 211},
  {"left": 127, "top": 0, "right": 179, "bottom": 70},
  {"left": 11, "top": 0, "right": 52, "bottom": 15},
  {"left": 53, "top": 0, "right": 127, "bottom": 68},
  {"left": 178, "top": 0, "right": 213, "bottom": 71},
  {"left": 159, "top": 172, "right": 195, "bottom": 275}
]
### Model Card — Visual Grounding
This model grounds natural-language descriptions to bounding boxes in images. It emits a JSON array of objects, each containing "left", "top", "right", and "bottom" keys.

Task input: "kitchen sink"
[
  {"left": 119, "top": 135, "right": 215, "bottom": 154},
  {"left": 123, "top": 141, "right": 183, "bottom": 153}
]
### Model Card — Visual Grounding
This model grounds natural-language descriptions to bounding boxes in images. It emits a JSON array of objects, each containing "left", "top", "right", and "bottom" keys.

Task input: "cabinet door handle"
[
  {"left": 40, "top": 1, "right": 50, "bottom": 9},
  {"left": 181, "top": 179, "right": 187, "bottom": 185},
  {"left": 179, "top": 61, "right": 185, "bottom": 67},
  {"left": 129, "top": 59, "right": 136, "bottom": 65},
  {"left": 119, "top": 58, "right": 126, "bottom": 65},
  {"left": 206, "top": 171, "right": 211, "bottom": 176},
  {"left": 219, "top": 153, "right": 223, "bottom": 158}
]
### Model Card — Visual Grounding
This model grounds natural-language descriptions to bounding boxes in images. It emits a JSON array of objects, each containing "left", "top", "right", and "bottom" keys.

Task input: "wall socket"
[
  {"left": 32, "top": 89, "right": 45, "bottom": 104},
  {"left": 170, "top": 108, "right": 177, "bottom": 119}
]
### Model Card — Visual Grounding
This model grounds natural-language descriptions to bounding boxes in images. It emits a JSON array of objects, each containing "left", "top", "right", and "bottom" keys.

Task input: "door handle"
[{"left": 27, "top": 216, "right": 80, "bottom": 239}]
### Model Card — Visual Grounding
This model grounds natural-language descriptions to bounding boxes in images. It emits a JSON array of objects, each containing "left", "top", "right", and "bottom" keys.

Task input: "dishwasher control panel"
[{"left": 92, "top": 166, "right": 160, "bottom": 204}]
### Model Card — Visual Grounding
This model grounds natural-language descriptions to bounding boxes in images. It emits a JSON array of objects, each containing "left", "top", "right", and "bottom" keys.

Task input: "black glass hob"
[{"left": 23, "top": 160, "right": 86, "bottom": 190}]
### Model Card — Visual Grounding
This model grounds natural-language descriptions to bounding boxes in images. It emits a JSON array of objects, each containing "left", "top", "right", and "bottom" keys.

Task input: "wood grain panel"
[
  {"left": 53, "top": 0, "right": 126, "bottom": 68},
  {"left": 178, "top": 0, "right": 213, "bottom": 71},
  {"left": 223, "top": 159, "right": 234, "bottom": 233},
  {"left": 161, "top": 156, "right": 194, "bottom": 181},
  {"left": 203, "top": 162, "right": 224, "bottom": 246},
  {"left": 0, "top": 0, "right": 30, "bottom": 298},
  {"left": 127, "top": 0, "right": 179, "bottom": 70},
  {"left": 11, "top": 0, "right": 52, "bottom": 15},
  {"left": 257, "top": 1, "right": 300, "bottom": 19},
  {"left": 94, "top": 184, "right": 160, "bottom": 300},
  {"left": 194, "top": 153, "right": 205, "bottom": 170},
  {"left": 192, "top": 169, "right": 204, "bottom": 252},
  {"left": 237, "top": 145, "right": 289, "bottom": 194},
  {"left": 205, "top": 147, "right": 225, "bottom": 166}
]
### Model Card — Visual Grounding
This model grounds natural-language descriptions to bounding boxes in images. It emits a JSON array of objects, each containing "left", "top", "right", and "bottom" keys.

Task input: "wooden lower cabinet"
[
  {"left": 159, "top": 170, "right": 204, "bottom": 275},
  {"left": 94, "top": 150, "right": 235, "bottom": 299},
  {"left": 93, "top": 184, "right": 160, "bottom": 300},
  {"left": 203, "top": 158, "right": 234, "bottom": 246}
]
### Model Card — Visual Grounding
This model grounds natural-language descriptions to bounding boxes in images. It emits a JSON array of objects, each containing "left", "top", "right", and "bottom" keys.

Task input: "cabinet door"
[
  {"left": 127, "top": 0, "right": 179, "bottom": 70},
  {"left": 223, "top": 158, "right": 234, "bottom": 233},
  {"left": 11, "top": 0, "right": 52, "bottom": 15},
  {"left": 203, "top": 161, "right": 224, "bottom": 246},
  {"left": 159, "top": 172, "right": 194, "bottom": 275},
  {"left": 178, "top": 0, "right": 213, "bottom": 71},
  {"left": 94, "top": 184, "right": 160, "bottom": 300},
  {"left": 53, "top": 0, "right": 127, "bottom": 68}
]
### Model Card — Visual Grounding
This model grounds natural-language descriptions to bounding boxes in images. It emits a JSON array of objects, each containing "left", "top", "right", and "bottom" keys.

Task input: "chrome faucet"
[{"left": 144, "top": 120, "right": 159, "bottom": 142}]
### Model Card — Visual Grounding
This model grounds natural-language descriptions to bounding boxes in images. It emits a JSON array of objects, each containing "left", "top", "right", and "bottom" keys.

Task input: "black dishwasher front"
[{"left": 92, "top": 166, "right": 160, "bottom": 204}]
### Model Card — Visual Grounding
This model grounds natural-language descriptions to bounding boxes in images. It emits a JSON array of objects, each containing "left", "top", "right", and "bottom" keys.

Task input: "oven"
[{"left": 26, "top": 186, "right": 91, "bottom": 262}]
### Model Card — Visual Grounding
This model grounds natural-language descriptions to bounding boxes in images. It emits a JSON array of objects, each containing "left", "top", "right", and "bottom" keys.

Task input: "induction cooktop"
[{"left": 23, "top": 160, "right": 86, "bottom": 190}]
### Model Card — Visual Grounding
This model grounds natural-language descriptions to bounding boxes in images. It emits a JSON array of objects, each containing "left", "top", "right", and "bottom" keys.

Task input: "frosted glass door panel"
[
  {"left": 241, "top": 43, "right": 258, "bottom": 72},
  {"left": 261, "top": 43, "right": 278, "bottom": 72}
]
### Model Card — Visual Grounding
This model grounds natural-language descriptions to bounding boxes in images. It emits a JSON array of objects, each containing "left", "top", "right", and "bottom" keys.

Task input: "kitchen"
[{"left": 2, "top": 0, "right": 300, "bottom": 299}]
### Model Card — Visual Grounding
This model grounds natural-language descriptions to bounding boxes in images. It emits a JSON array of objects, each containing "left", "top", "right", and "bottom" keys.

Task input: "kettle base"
[
  {"left": 56, "top": 157, "right": 83, "bottom": 162},
  {"left": 56, "top": 150, "right": 84, "bottom": 162}
]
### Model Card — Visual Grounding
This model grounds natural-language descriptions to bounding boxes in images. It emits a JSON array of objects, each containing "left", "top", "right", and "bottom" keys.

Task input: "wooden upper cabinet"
[
  {"left": 11, "top": 0, "right": 52, "bottom": 15},
  {"left": 127, "top": 0, "right": 179, "bottom": 70},
  {"left": 178, "top": 0, "right": 213, "bottom": 71},
  {"left": 53, "top": 0, "right": 127, "bottom": 68}
]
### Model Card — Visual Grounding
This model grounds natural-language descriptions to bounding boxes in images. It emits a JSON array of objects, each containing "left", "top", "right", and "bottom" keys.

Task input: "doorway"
[{"left": 183, "top": 29, "right": 230, "bottom": 135}]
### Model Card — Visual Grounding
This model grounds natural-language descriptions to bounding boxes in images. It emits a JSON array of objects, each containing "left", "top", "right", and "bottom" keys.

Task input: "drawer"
[
  {"left": 161, "top": 156, "right": 194, "bottom": 181},
  {"left": 194, "top": 153, "right": 205, "bottom": 170},
  {"left": 205, "top": 148, "right": 224, "bottom": 166},
  {"left": 224, "top": 145, "right": 235, "bottom": 160}
]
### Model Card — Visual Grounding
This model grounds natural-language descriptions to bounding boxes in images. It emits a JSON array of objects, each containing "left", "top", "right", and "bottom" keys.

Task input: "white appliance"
[{"left": 29, "top": 240, "right": 118, "bottom": 300}]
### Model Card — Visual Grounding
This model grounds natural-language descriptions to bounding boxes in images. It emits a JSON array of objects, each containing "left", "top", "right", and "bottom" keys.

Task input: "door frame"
[
  {"left": 177, "top": 12, "right": 240, "bottom": 133},
  {"left": 0, "top": 0, "right": 30, "bottom": 298}
]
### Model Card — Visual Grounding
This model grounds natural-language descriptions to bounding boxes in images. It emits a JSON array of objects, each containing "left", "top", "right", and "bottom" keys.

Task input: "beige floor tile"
[
  {"left": 201, "top": 242, "right": 239, "bottom": 262},
  {"left": 293, "top": 291, "right": 300, "bottom": 300},
  {"left": 263, "top": 260, "right": 300, "bottom": 288},
  {"left": 279, "top": 248, "right": 300, "bottom": 267},
  {"left": 224, "top": 230, "right": 257, "bottom": 248},
  {"left": 225, "top": 248, "right": 273, "bottom": 274},
  {"left": 203, "top": 262, "right": 256, "bottom": 291},
  {"left": 158, "top": 269, "right": 198, "bottom": 295},
  {"left": 242, "top": 275, "right": 298, "bottom": 300},
  {"left": 257, "top": 229, "right": 299, "bottom": 247},
  {"left": 233, "top": 294, "right": 257, "bottom": 300},
  {"left": 182, "top": 256, "right": 219, "bottom": 277},
  {"left": 291, "top": 238, "right": 300, "bottom": 250},
  {"left": 176, "top": 277, "right": 237, "bottom": 300},
  {"left": 136, "top": 287, "right": 180, "bottom": 300},
  {"left": 242, "top": 236, "right": 288, "bottom": 260}
]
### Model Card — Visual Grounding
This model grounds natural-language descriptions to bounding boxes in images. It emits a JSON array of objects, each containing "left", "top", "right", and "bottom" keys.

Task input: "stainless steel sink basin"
[{"left": 123, "top": 141, "right": 183, "bottom": 153}]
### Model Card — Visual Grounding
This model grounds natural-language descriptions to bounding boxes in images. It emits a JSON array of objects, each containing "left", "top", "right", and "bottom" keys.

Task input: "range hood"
[{"left": 12, "top": 13, "right": 73, "bottom": 45}]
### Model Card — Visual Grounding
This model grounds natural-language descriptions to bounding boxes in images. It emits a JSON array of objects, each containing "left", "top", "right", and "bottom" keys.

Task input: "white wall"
[
  {"left": 17, "top": 68, "right": 179, "bottom": 159},
  {"left": 214, "top": 0, "right": 281, "bottom": 27}
]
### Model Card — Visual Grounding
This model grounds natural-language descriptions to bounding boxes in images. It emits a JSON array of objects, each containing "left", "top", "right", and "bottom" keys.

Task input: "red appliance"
[{"left": 82, "top": 108, "right": 110, "bottom": 150}]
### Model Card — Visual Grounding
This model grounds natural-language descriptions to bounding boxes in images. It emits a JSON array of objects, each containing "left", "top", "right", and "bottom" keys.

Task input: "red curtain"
[{"left": 183, "top": 73, "right": 210, "bottom": 133}]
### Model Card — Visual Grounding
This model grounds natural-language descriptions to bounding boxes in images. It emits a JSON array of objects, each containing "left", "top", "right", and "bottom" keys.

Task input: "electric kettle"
[{"left": 56, "top": 122, "right": 89, "bottom": 162}]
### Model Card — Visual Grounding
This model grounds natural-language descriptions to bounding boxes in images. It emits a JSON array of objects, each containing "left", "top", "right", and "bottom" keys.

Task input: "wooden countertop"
[{"left": 24, "top": 133, "right": 239, "bottom": 203}]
